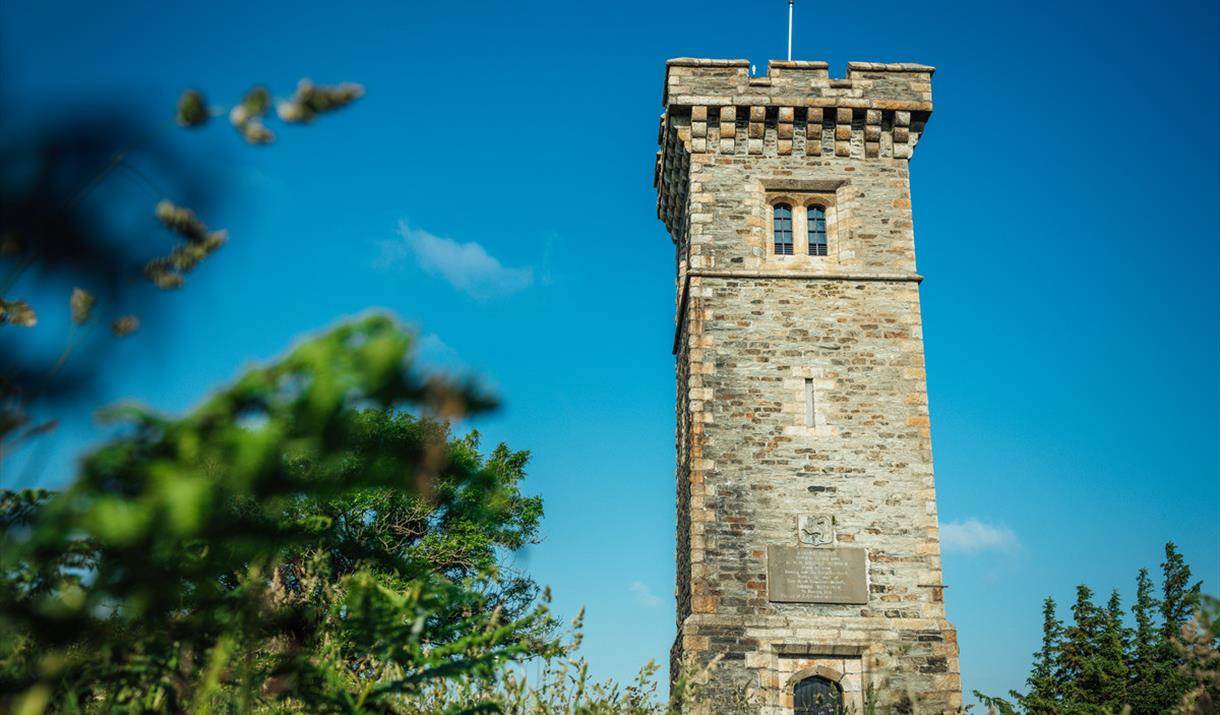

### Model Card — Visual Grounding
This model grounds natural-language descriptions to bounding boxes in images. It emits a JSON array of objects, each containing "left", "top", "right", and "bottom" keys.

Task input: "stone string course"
[{"left": 655, "top": 59, "right": 961, "bottom": 713}]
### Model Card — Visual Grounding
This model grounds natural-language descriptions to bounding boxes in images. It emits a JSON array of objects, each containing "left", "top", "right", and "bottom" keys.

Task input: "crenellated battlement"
[
  {"left": 654, "top": 58, "right": 934, "bottom": 241},
  {"left": 662, "top": 58, "right": 933, "bottom": 108}
]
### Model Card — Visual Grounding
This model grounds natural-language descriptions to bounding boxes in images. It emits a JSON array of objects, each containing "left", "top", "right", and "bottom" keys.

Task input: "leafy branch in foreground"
[{"left": 0, "top": 314, "right": 558, "bottom": 714}]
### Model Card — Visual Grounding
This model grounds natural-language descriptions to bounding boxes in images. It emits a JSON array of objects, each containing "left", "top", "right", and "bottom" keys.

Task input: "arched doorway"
[{"left": 793, "top": 675, "right": 844, "bottom": 715}]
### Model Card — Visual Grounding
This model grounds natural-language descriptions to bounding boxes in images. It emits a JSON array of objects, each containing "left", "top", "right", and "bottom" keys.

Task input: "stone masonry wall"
[{"left": 657, "top": 59, "right": 961, "bottom": 713}]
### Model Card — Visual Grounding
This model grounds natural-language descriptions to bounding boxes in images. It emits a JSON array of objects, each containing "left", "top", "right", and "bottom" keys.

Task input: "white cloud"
[
  {"left": 630, "top": 580, "right": 663, "bottom": 608},
  {"left": 375, "top": 221, "right": 533, "bottom": 299},
  {"left": 412, "top": 332, "right": 465, "bottom": 373},
  {"left": 940, "top": 518, "right": 1020, "bottom": 555}
]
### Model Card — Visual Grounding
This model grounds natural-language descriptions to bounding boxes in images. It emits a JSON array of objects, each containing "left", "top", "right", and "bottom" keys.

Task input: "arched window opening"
[
  {"left": 794, "top": 675, "right": 843, "bottom": 715},
  {"left": 773, "top": 203, "right": 794, "bottom": 255},
  {"left": 807, "top": 205, "right": 827, "bottom": 256}
]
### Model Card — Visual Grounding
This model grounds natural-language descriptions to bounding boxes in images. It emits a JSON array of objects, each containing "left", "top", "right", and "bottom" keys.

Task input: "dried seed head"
[
  {"left": 176, "top": 89, "right": 208, "bottom": 127},
  {"left": 238, "top": 119, "right": 275, "bottom": 145},
  {"left": 144, "top": 227, "right": 226, "bottom": 290},
  {"left": 111, "top": 315, "right": 140, "bottom": 336},
  {"left": 239, "top": 86, "right": 270, "bottom": 118},
  {"left": 0, "top": 299, "right": 36, "bottom": 327},
  {"left": 231, "top": 87, "right": 275, "bottom": 144},
  {"left": 275, "top": 100, "right": 309, "bottom": 124},
  {"left": 277, "top": 79, "right": 364, "bottom": 123},
  {"left": 203, "top": 230, "right": 227, "bottom": 252},
  {"left": 229, "top": 104, "right": 251, "bottom": 127},
  {"left": 70, "top": 288, "right": 95, "bottom": 325},
  {"left": 155, "top": 200, "right": 211, "bottom": 244},
  {"left": 144, "top": 259, "right": 184, "bottom": 289}
]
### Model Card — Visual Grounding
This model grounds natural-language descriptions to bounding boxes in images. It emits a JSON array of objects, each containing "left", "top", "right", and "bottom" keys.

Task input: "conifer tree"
[
  {"left": 1162, "top": 542, "right": 1202, "bottom": 640},
  {"left": 1128, "top": 567, "right": 1161, "bottom": 714},
  {"left": 1154, "top": 542, "right": 1203, "bottom": 711},
  {"left": 1097, "top": 590, "right": 1129, "bottom": 712},
  {"left": 1013, "top": 597, "right": 1065, "bottom": 714},
  {"left": 1058, "top": 585, "right": 1108, "bottom": 713},
  {"left": 979, "top": 545, "right": 1214, "bottom": 715}
]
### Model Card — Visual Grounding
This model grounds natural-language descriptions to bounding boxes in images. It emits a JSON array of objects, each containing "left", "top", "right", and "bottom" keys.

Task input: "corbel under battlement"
[{"left": 653, "top": 59, "right": 935, "bottom": 240}]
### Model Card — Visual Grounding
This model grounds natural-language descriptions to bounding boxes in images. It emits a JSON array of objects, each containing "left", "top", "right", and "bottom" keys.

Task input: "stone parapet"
[
  {"left": 654, "top": 59, "right": 933, "bottom": 242},
  {"left": 663, "top": 59, "right": 933, "bottom": 109}
]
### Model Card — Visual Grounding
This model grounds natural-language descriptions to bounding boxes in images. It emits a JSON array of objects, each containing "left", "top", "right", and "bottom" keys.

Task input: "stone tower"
[{"left": 654, "top": 59, "right": 962, "bottom": 713}]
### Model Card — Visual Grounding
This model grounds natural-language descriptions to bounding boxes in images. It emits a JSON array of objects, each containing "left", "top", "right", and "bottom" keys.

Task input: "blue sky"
[{"left": 2, "top": 0, "right": 1218, "bottom": 703}]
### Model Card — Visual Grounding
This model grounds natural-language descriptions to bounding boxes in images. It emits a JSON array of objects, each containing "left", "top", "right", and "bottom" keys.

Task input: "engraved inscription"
[{"left": 767, "top": 545, "right": 868, "bottom": 604}]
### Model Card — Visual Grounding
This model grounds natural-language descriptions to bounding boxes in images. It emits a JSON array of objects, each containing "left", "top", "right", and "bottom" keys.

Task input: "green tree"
[
  {"left": 1163, "top": 543, "right": 1203, "bottom": 641},
  {"left": 282, "top": 409, "right": 546, "bottom": 627},
  {"left": 1057, "top": 585, "right": 1109, "bottom": 713},
  {"left": 1150, "top": 542, "right": 1203, "bottom": 711},
  {"left": 1012, "top": 597, "right": 1065, "bottom": 714},
  {"left": 980, "top": 545, "right": 1215, "bottom": 715},
  {"left": 1127, "top": 568, "right": 1160, "bottom": 714},
  {"left": 1097, "top": 590, "right": 1129, "bottom": 711},
  {"left": 0, "top": 316, "right": 560, "bottom": 714}
]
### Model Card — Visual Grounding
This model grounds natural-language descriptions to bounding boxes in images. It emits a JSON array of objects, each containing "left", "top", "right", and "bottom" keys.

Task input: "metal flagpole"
[{"left": 787, "top": 0, "right": 793, "bottom": 61}]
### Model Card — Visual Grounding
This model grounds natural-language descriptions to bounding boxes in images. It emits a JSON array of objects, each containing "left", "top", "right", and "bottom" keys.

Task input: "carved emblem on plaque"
[{"left": 798, "top": 514, "right": 834, "bottom": 546}]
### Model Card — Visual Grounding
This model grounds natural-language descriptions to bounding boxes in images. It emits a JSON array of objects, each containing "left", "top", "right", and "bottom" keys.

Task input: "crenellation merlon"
[{"left": 663, "top": 58, "right": 934, "bottom": 110}]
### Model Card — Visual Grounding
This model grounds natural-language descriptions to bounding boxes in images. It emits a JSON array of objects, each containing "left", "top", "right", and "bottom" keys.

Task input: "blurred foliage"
[
  {"left": 0, "top": 112, "right": 216, "bottom": 460},
  {"left": 412, "top": 644, "right": 667, "bottom": 715},
  {"left": 0, "top": 315, "right": 562, "bottom": 713},
  {"left": 402, "top": 643, "right": 761, "bottom": 715},
  {"left": 0, "top": 76, "right": 717, "bottom": 715},
  {"left": 975, "top": 543, "right": 1218, "bottom": 714},
  {"left": 1, "top": 79, "right": 362, "bottom": 469}
]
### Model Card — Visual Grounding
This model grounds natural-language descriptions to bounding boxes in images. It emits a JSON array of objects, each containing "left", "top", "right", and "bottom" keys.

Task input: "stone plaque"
[{"left": 767, "top": 545, "right": 868, "bottom": 604}]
